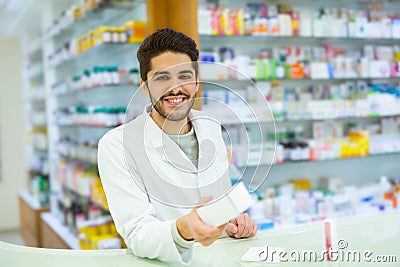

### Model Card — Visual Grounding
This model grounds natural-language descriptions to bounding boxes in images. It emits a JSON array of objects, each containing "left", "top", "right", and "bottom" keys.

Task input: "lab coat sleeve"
[{"left": 97, "top": 130, "right": 193, "bottom": 264}]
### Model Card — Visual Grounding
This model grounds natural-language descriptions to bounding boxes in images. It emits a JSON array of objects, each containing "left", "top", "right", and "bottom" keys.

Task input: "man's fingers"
[
  {"left": 234, "top": 213, "right": 256, "bottom": 238},
  {"left": 234, "top": 214, "right": 246, "bottom": 237},
  {"left": 242, "top": 214, "right": 252, "bottom": 237},
  {"left": 225, "top": 222, "right": 238, "bottom": 236}
]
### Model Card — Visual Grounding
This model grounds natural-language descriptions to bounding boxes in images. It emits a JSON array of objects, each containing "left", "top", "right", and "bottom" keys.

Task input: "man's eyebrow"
[
  {"left": 152, "top": 70, "right": 170, "bottom": 77},
  {"left": 178, "top": 70, "right": 194, "bottom": 75}
]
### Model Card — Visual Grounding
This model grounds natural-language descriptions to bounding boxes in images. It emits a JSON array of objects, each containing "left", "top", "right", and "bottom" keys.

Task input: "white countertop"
[{"left": 1, "top": 212, "right": 399, "bottom": 267}]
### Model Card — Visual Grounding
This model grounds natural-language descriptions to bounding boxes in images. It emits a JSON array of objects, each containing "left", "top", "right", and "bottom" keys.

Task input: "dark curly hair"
[{"left": 137, "top": 28, "right": 199, "bottom": 82}]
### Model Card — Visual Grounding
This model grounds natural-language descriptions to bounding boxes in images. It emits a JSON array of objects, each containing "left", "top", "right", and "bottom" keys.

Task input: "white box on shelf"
[
  {"left": 381, "top": 18, "right": 392, "bottom": 38},
  {"left": 392, "top": 19, "right": 400, "bottom": 38},
  {"left": 365, "top": 22, "right": 383, "bottom": 38},
  {"left": 368, "top": 60, "right": 390, "bottom": 78},
  {"left": 310, "top": 62, "right": 329, "bottom": 79}
]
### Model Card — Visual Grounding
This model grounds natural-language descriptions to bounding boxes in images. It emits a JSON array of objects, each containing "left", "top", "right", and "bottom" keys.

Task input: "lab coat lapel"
[
  {"left": 190, "top": 111, "right": 232, "bottom": 199},
  {"left": 145, "top": 112, "right": 197, "bottom": 174},
  {"left": 190, "top": 113, "right": 215, "bottom": 174}
]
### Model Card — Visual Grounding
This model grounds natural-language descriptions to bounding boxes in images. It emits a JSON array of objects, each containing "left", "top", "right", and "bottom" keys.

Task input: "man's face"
[{"left": 141, "top": 51, "right": 198, "bottom": 121}]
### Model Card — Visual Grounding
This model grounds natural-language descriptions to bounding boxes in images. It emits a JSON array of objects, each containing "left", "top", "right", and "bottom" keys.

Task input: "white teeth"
[{"left": 168, "top": 98, "right": 183, "bottom": 103}]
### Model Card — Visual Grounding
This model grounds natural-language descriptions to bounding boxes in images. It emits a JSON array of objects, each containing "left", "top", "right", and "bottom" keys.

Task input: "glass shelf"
[
  {"left": 202, "top": 77, "right": 400, "bottom": 86},
  {"left": 57, "top": 124, "right": 119, "bottom": 128},
  {"left": 200, "top": 34, "right": 400, "bottom": 44},
  {"left": 52, "top": 42, "right": 141, "bottom": 74},
  {"left": 60, "top": 154, "right": 97, "bottom": 165},
  {"left": 55, "top": 83, "right": 136, "bottom": 97},
  {"left": 215, "top": 112, "right": 400, "bottom": 125},
  {"left": 238, "top": 150, "right": 400, "bottom": 168},
  {"left": 276, "top": 150, "right": 400, "bottom": 165}
]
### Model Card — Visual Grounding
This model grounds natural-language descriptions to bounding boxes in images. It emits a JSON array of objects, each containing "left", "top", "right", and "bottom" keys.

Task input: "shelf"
[
  {"left": 32, "top": 124, "right": 47, "bottom": 129},
  {"left": 55, "top": 83, "right": 135, "bottom": 97},
  {"left": 33, "top": 147, "right": 49, "bottom": 156},
  {"left": 30, "top": 98, "right": 46, "bottom": 104},
  {"left": 60, "top": 155, "right": 97, "bottom": 165},
  {"left": 285, "top": 150, "right": 400, "bottom": 164},
  {"left": 57, "top": 124, "right": 119, "bottom": 128},
  {"left": 48, "top": 1, "right": 139, "bottom": 42},
  {"left": 213, "top": 112, "right": 400, "bottom": 125},
  {"left": 202, "top": 77, "right": 400, "bottom": 86},
  {"left": 40, "top": 212, "right": 80, "bottom": 249},
  {"left": 51, "top": 42, "right": 141, "bottom": 73},
  {"left": 239, "top": 150, "right": 400, "bottom": 168},
  {"left": 200, "top": 34, "right": 400, "bottom": 44}
]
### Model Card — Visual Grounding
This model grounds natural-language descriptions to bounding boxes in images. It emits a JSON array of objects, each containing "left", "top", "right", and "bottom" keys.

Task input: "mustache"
[{"left": 161, "top": 90, "right": 190, "bottom": 100}]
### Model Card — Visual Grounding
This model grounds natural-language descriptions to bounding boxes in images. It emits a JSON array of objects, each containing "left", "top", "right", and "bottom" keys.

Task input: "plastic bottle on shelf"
[
  {"left": 111, "top": 66, "right": 120, "bottom": 84},
  {"left": 101, "top": 26, "right": 112, "bottom": 43},
  {"left": 116, "top": 28, "right": 126, "bottom": 43},
  {"left": 276, "top": 61, "right": 285, "bottom": 79},
  {"left": 128, "top": 68, "right": 139, "bottom": 85}
]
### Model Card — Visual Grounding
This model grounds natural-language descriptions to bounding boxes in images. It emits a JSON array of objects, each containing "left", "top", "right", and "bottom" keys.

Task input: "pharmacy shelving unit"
[
  {"left": 36, "top": 0, "right": 147, "bottom": 249},
  {"left": 20, "top": 36, "right": 51, "bottom": 248},
  {"left": 197, "top": 0, "right": 400, "bottom": 189},
  {"left": 22, "top": 37, "right": 49, "bottom": 201}
]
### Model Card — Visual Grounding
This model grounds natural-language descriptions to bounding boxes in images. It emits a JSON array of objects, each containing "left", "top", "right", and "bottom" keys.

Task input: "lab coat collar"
[{"left": 142, "top": 105, "right": 210, "bottom": 149}]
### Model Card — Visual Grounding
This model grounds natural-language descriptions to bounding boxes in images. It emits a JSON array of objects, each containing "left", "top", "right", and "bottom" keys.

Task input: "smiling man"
[{"left": 97, "top": 28, "right": 257, "bottom": 264}]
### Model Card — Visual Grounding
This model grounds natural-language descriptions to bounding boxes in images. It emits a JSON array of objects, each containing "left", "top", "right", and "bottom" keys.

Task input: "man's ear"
[
  {"left": 140, "top": 79, "right": 149, "bottom": 96},
  {"left": 195, "top": 78, "right": 199, "bottom": 93}
]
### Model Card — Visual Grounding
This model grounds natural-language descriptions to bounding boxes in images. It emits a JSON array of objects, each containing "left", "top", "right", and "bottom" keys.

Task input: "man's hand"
[
  {"left": 176, "top": 196, "right": 227, "bottom": 246},
  {"left": 225, "top": 213, "right": 257, "bottom": 239}
]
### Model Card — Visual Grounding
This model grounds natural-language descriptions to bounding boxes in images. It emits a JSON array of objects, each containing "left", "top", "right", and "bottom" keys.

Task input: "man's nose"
[{"left": 167, "top": 77, "right": 184, "bottom": 92}]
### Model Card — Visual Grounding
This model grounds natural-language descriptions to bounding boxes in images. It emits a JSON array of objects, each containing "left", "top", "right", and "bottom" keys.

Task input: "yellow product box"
[
  {"left": 98, "top": 221, "right": 111, "bottom": 235},
  {"left": 77, "top": 221, "right": 99, "bottom": 250},
  {"left": 289, "top": 178, "right": 312, "bottom": 191},
  {"left": 348, "top": 130, "right": 369, "bottom": 142},
  {"left": 109, "top": 222, "right": 118, "bottom": 236},
  {"left": 91, "top": 177, "right": 109, "bottom": 210}
]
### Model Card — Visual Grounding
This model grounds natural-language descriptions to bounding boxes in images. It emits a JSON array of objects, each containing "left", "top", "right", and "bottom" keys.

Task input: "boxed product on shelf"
[
  {"left": 48, "top": 20, "right": 145, "bottom": 68},
  {"left": 248, "top": 175, "right": 399, "bottom": 230},
  {"left": 77, "top": 216, "right": 121, "bottom": 250},
  {"left": 199, "top": 3, "right": 400, "bottom": 39},
  {"left": 202, "top": 42, "right": 400, "bottom": 81},
  {"left": 57, "top": 136, "right": 99, "bottom": 164}
]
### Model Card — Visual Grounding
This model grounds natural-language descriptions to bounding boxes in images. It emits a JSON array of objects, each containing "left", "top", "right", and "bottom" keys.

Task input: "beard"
[{"left": 149, "top": 89, "right": 195, "bottom": 121}]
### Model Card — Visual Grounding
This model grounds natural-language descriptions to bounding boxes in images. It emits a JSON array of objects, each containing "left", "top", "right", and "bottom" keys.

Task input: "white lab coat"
[{"left": 97, "top": 108, "right": 231, "bottom": 263}]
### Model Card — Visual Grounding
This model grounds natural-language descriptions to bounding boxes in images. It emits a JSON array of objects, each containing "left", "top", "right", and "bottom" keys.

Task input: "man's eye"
[
  {"left": 179, "top": 75, "right": 192, "bottom": 80},
  {"left": 155, "top": 75, "right": 169, "bottom": 81}
]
